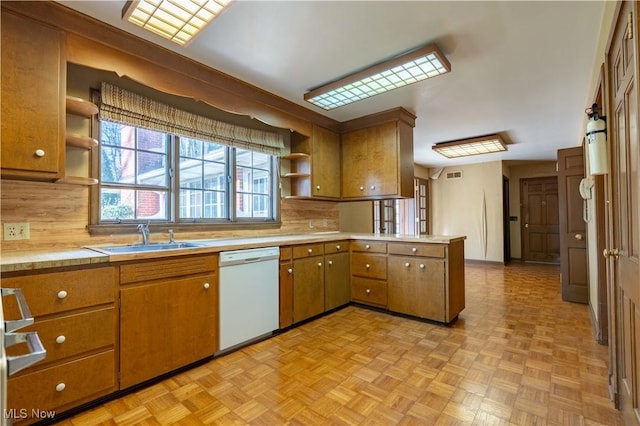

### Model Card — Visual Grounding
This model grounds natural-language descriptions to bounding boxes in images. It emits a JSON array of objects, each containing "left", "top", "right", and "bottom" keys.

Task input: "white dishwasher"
[{"left": 218, "top": 246, "right": 280, "bottom": 352}]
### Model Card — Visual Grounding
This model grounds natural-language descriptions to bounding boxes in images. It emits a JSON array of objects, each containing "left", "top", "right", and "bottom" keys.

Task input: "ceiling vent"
[{"left": 446, "top": 171, "right": 463, "bottom": 180}]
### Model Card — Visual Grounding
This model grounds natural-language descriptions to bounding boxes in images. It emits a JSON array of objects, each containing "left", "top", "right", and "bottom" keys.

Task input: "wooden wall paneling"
[{"left": 0, "top": 180, "right": 339, "bottom": 251}]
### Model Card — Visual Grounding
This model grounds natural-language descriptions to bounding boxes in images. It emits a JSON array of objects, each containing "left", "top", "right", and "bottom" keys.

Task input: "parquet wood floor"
[{"left": 58, "top": 262, "right": 624, "bottom": 425}]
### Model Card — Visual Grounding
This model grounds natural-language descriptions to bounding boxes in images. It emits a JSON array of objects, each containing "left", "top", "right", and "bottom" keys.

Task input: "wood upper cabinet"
[
  {"left": 341, "top": 108, "right": 415, "bottom": 199},
  {"left": 282, "top": 126, "right": 340, "bottom": 199},
  {"left": 119, "top": 255, "right": 218, "bottom": 389},
  {"left": 311, "top": 125, "right": 341, "bottom": 198},
  {"left": 1, "top": 9, "right": 66, "bottom": 180}
]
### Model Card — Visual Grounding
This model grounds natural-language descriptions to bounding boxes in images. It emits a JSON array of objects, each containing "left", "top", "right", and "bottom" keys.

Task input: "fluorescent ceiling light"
[
  {"left": 122, "top": 0, "right": 231, "bottom": 46},
  {"left": 432, "top": 134, "right": 507, "bottom": 159},
  {"left": 304, "top": 43, "right": 451, "bottom": 110}
]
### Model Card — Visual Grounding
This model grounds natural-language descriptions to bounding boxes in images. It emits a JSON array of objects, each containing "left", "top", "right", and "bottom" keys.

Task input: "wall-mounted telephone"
[{"left": 579, "top": 177, "right": 592, "bottom": 200}]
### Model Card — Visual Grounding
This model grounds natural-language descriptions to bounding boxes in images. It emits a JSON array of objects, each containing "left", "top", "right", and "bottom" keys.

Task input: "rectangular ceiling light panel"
[
  {"left": 432, "top": 135, "right": 507, "bottom": 159},
  {"left": 122, "top": 0, "right": 230, "bottom": 46},
  {"left": 304, "top": 43, "right": 450, "bottom": 110}
]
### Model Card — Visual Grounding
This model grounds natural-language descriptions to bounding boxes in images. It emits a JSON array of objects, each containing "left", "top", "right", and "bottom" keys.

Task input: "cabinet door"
[
  {"left": 1, "top": 11, "right": 65, "bottom": 179},
  {"left": 120, "top": 274, "right": 217, "bottom": 388},
  {"left": 312, "top": 125, "right": 341, "bottom": 198},
  {"left": 279, "top": 261, "right": 293, "bottom": 328},
  {"left": 341, "top": 129, "right": 369, "bottom": 198},
  {"left": 388, "top": 256, "right": 445, "bottom": 321},
  {"left": 325, "top": 252, "right": 350, "bottom": 310},
  {"left": 366, "top": 121, "right": 398, "bottom": 197},
  {"left": 293, "top": 257, "right": 324, "bottom": 323}
]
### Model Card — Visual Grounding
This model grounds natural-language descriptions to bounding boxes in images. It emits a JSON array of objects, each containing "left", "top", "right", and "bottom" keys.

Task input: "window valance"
[{"left": 99, "top": 82, "right": 285, "bottom": 156}]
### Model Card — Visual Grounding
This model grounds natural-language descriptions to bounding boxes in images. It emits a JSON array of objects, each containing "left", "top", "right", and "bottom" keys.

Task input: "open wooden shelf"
[
  {"left": 281, "top": 152, "right": 310, "bottom": 161},
  {"left": 66, "top": 134, "right": 98, "bottom": 149},
  {"left": 66, "top": 96, "right": 98, "bottom": 117},
  {"left": 56, "top": 176, "right": 99, "bottom": 186},
  {"left": 282, "top": 173, "right": 311, "bottom": 178}
]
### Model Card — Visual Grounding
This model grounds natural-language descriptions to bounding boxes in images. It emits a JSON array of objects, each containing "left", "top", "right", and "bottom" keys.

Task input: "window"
[
  {"left": 96, "top": 121, "right": 278, "bottom": 227},
  {"left": 91, "top": 83, "right": 284, "bottom": 232}
]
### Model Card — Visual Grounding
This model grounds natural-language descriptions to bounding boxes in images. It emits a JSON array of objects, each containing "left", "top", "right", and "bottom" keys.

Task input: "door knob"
[
  {"left": 603, "top": 248, "right": 620, "bottom": 259},
  {"left": 525, "top": 223, "right": 529, "bottom": 228},
  {"left": 575, "top": 234, "right": 584, "bottom": 240}
]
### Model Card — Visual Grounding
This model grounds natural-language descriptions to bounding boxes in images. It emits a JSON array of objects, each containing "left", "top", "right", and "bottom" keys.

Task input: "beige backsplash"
[{"left": 0, "top": 180, "right": 339, "bottom": 252}]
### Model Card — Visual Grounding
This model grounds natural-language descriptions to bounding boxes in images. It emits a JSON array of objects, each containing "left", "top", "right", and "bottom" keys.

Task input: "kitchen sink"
[{"left": 95, "top": 242, "right": 205, "bottom": 254}]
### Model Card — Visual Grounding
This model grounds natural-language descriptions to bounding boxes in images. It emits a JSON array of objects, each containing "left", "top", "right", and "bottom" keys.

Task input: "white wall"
[
  {"left": 431, "top": 161, "right": 504, "bottom": 262},
  {"left": 582, "top": 0, "right": 617, "bottom": 325}
]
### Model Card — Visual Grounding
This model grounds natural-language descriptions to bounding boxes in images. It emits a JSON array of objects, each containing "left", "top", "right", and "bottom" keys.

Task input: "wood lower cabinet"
[
  {"left": 1, "top": 266, "right": 117, "bottom": 424},
  {"left": 1, "top": 8, "right": 65, "bottom": 180},
  {"left": 324, "top": 241, "right": 350, "bottom": 310},
  {"left": 119, "top": 255, "right": 218, "bottom": 389},
  {"left": 388, "top": 256, "right": 446, "bottom": 321},
  {"left": 387, "top": 241, "right": 465, "bottom": 323},
  {"left": 279, "top": 247, "right": 294, "bottom": 328},
  {"left": 350, "top": 241, "right": 388, "bottom": 308},
  {"left": 292, "top": 244, "right": 325, "bottom": 323}
]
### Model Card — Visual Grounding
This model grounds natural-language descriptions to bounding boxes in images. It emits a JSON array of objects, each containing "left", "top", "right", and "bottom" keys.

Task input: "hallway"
[{"left": 59, "top": 262, "right": 624, "bottom": 425}]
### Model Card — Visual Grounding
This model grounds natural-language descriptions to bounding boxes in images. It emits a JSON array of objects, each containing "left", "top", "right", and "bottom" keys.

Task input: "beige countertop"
[{"left": 1, "top": 232, "right": 466, "bottom": 273}]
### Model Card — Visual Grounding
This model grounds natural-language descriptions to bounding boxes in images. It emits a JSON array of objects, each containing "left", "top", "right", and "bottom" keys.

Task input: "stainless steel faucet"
[
  {"left": 136, "top": 222, "right": 150, "bottom": 245},
  {"left": 168, "top": 229, "right": 175, "bottom": 243}
]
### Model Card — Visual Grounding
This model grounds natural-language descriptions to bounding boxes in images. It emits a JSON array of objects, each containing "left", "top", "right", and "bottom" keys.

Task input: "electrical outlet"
[{"left": 4, "top": 222, "right": 30, "bottom": 241}]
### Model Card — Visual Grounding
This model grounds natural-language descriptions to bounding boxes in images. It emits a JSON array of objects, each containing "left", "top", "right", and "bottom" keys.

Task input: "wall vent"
[{"left": 446, "top": 171, "right": 463, "bottom": 180}]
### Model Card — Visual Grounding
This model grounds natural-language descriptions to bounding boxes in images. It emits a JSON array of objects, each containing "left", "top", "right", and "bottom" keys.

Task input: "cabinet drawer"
[
  {"left": 8, "top": 350, "right": 116, "bottom": 418},
  {"left": 351, "top": 253, "right": 387, "bottom": 279},
  {"left": 120, "top": 255, "right": 217, "bottom": 284},
  {"left": 388, "top": 243, "right": 445, "bottom": 258},
  {"left": 324, "top": 241, "right": 349, "bottom": 254},
  {"left": 6, "top": 307, "right": 115, "bottom": 368},
  {"left": 2, "top": 267, "right": 115, "bottom": 317},
  {"left": 280, "top": 247, "right": 293, "bottom": 261},
  {"left": 292, "top": 243, "right": 324, "bottom": 259},
  {"left": 351, "top": 277, "right": 387, "bottom": 307},
  {"left": 351, "top": 240, "right": 387, "bottom": 253}
]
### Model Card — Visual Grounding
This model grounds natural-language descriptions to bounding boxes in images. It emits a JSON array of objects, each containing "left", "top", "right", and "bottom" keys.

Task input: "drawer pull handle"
[
  {"left": 370, "top": 185, "right": 376, "bottom": 190},
  {"left": 35, "top": 149, "right": 46, "bottom": 157},
  {"left": 1, "top": 288, "right": 34, "bottom": 332},
  {"left": 287, "top": 268, "right": 293, "bottom": 274},
  {"left": 316, "top": 185, "right": 321, "bottom": 190},
  {"left": 405, "top": 262, "right": 411, "bottom": 268},
  {"left": 365, "top": 244, "right": 370, "bottom": 249},
  {"left": 56, "top": 335, "right": 66, "bottom": 344},
  {"left": 366, "top": 288, "right": 371, "bottom": 294},
  {"left": 57, "top": 290, "right": 68, "bottom": 299},
  {"left": 420, "top": 264, "right": 425, "bottom": 269},
  {"left": 56, "top": 383, "right": 66, "bottom": 392},
  {"left": 328, "top": 260, "right": 333, "bottom": 265},
  {"left": 203, "top": 283, "right": 210, "bottom": 289},
  {"left": 359, "top": 186, "right": 364, "bottom": 191},
  {"left": 412, "top": 247, "right": 417, "bottom": 253},
  {"left": 336, "top": 245, "right": 341, "bottom": 250},
  {"left": 308, "top": 248, "right": 313, "bottom": 254},
  {"left": 365, "top": 263, "right": 370, "bottom": 269},
  {"left": 317, "top": 262, "right": 323, "bottom": 267}
]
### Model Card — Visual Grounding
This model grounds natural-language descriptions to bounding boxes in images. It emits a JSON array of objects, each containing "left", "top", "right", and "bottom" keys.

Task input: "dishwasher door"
[{"left": 218, "top": 247, "right": 280, "bottom": 352}]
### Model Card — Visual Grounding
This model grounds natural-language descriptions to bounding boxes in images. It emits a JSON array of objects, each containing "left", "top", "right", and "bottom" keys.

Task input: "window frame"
[{"left": 88, "top": 105, "right": 281, "bottom": 235}]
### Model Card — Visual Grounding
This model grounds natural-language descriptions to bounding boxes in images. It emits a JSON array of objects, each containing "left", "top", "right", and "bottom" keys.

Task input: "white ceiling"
[{"left": 57, "top": 0, "right": 605, "bottom": 168}]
